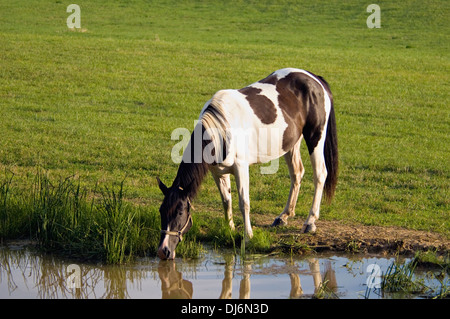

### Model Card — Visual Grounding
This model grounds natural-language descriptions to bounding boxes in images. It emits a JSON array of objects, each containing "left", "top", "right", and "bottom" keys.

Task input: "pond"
[{"left": 0, "top": 242, "right": 446, "bottom": 299}]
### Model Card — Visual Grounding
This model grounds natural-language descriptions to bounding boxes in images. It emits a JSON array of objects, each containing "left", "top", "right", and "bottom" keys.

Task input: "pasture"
[{"left": 0, "top": 0, "right": 448, "bottom": 262}]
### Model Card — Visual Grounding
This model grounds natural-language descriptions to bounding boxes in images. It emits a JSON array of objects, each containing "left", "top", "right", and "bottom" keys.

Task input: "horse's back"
[{"left": 202, "top": 68, "right": 332, "bottom": 165}]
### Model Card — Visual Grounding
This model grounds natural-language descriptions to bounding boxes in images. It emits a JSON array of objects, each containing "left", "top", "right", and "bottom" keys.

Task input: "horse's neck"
[
  {"left": 173, "top": 121, "right": 216, "bottom": 198},
  {"left": 173, "top": 156, "right": 209, "bottom": 199}
]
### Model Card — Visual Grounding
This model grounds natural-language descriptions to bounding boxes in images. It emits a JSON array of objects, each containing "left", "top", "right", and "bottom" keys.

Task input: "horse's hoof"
[
  {"left": 302, "top": 223, "right": 316, "bottom": 233},
  {"left": 271, "top": 217, "right": 287, "bottom": 227}
]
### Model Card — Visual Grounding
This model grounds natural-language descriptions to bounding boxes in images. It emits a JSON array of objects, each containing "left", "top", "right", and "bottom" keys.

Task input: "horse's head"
[{"left": 157, "top": 177, "right": 193, "bottom": 260}]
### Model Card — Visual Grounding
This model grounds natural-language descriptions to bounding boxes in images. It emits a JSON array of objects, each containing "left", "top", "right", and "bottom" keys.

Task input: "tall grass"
[
  {"left": 381, "top": 258, "right": 449, "bottom": 298},
  {"left": 0, "top": 170, "right": 17, "bottom": 238},
  {"left": 0, "top": 169, "right": 202, "bottom": 263},
  {"left": 97, "top": 180, "right": 138, "bottom": 264},
  {"left": 382, "top": 260, "right": 424, "bottom": 294}
]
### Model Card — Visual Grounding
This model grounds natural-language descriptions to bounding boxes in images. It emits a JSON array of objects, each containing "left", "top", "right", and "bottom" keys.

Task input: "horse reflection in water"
[
  {"left": 0, "top": 246, "right": 338, "bottom": 299},
  {"left": 289, "top": 259, "right": 337, "bottom": 298},
  {"left": 158, "top": 261, "right": 193, "bottom": 299},
  {"left": 218, "top": 255, "right": 252, "bottom": 299},
  {"left": 157, "top": 257, "right": 337, "bottom": 299}
]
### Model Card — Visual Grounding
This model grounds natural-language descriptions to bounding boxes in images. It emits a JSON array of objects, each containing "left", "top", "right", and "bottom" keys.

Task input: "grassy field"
[{"left": 0, "top": 0, "right": 448, "bottom": 261}]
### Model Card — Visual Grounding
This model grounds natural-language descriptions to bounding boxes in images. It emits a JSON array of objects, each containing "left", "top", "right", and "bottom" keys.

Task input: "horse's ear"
[{"left": 156, "top": 177, "right": 169, "bottom": 196}]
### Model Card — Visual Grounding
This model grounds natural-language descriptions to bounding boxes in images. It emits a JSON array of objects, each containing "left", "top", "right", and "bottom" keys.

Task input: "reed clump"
[
  {"left": 381, "top": 257, "right": 449, "bottom": 299},
  {"left": 0, "top": 169, "right": 202, "bottom": 263}
]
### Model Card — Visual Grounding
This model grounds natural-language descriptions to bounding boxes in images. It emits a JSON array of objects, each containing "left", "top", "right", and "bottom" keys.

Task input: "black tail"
[{"left": 324, "top": 100, "right": 338, "bottom": 203}]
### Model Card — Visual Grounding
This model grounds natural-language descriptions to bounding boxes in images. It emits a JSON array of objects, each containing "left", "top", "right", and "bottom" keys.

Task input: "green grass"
[
  {"left": 195, "top": 217, "right": 274, "bottom": 254},
  {"left": 381, "top": 257, "right": 449, "bottom": 298},
  {"left": 0, "top": 169, "right": 162, "bottom": 263},
  {"left": 0, "top": 0, "right": 448, "bottom": 260},
  {"left": 413, "top": 250, "right": 450, "bottom": 270},
  {"left": 0, "top": 168, "right": 205, "bottom": 262},
  {"left": 382, "top": 259, "right": 425, "bottom": 294}
]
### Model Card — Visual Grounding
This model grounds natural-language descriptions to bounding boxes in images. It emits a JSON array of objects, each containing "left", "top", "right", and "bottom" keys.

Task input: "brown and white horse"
[{"left": 157, "top": 68, "right": 338, "bottom": 260}]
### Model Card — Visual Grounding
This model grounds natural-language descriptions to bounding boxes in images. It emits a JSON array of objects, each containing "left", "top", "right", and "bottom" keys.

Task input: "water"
[{"left": 0, "top": 242, "right": 445, "bottom": 299}]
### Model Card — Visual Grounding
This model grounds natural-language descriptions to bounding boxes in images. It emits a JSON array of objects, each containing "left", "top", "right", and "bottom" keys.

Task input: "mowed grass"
[{"left": 0, "top": 0, "right": 448, "bottom": 259}]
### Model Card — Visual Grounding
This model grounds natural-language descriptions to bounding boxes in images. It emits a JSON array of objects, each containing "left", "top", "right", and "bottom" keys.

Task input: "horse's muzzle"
[{"left": 158, "top": 245, "right": 175, "bottom": 260}]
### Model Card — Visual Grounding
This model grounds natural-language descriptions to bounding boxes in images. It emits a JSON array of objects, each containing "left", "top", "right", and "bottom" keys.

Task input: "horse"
[{"left": 157, "top": 68, "right": 338, "bottom": 260}]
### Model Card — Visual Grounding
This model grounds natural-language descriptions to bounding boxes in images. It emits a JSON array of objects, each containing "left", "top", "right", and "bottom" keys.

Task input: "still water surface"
[{"left": 0, "top": 242, "right": 443, "bottom": 299}]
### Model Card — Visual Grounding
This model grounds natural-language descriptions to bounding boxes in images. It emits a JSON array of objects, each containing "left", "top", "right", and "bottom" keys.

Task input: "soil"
[{"left": 252, "top": 215, "right": 450, "bottom": 256}]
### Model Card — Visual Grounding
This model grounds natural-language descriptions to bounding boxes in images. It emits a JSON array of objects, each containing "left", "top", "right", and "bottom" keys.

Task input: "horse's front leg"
[
  {"left": 211, "top": 171, "right": 235, "bottom": 231},
  {"left": 233, "top": 161, "right": 253, "bottom": 239}
]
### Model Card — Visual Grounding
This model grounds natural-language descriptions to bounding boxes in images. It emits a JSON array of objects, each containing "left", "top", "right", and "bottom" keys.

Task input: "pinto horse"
[{"left": 157, "top": 68, "right": 338, "bottom": 260}]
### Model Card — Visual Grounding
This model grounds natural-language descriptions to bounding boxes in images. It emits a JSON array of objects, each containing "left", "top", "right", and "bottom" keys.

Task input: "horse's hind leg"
[
  {"left": 302, "top": 140, "right": 327, "bottom": 233},
  {"left": 212, "top": 171, "right": 235, "bottom": 230},
  {"left": 272, "top": 138, "right": 304, "bottom": 227}
]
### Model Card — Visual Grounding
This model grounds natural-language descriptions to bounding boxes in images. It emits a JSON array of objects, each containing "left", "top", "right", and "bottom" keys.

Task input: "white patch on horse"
[{"left": 237, "top": 83, "right": 290, "bottom": 163}]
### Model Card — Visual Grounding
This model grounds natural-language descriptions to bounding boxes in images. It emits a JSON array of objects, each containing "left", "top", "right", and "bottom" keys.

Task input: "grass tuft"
[
  {"left": 0, "top": 170, "right": 204, "bottom": 263},
  {"left": 381, "top": 259, "right": 425, "bottom": 294},
  {"left": 381, "top": 257, "right": 449, "bottom": 298}
]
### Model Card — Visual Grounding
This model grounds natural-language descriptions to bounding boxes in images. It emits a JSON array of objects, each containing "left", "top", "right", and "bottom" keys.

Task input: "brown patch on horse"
[
  {"left": 276, "top": 72, "right": 327, "bottom": 153},
  {"left": 258, "top": 73, "right": 278, "bottom": 85},
  {"left": 238, "top": 86, "right": 277, "bottom": 124}
]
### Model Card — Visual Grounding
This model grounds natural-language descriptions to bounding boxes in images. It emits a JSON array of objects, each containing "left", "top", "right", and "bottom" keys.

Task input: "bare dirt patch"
[{"left": 253, "top": 215, "right": 450, "bottom": 256}]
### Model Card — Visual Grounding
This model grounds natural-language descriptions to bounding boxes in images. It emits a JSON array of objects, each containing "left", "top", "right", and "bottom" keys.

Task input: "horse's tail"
[{"left": 324, "top": 96, "right": 338, "bottom": 203}]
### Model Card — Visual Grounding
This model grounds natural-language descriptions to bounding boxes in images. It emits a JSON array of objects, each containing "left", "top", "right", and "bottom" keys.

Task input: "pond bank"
[{"left": 254, "top": 217, "right": 450, "bottom": 256}]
